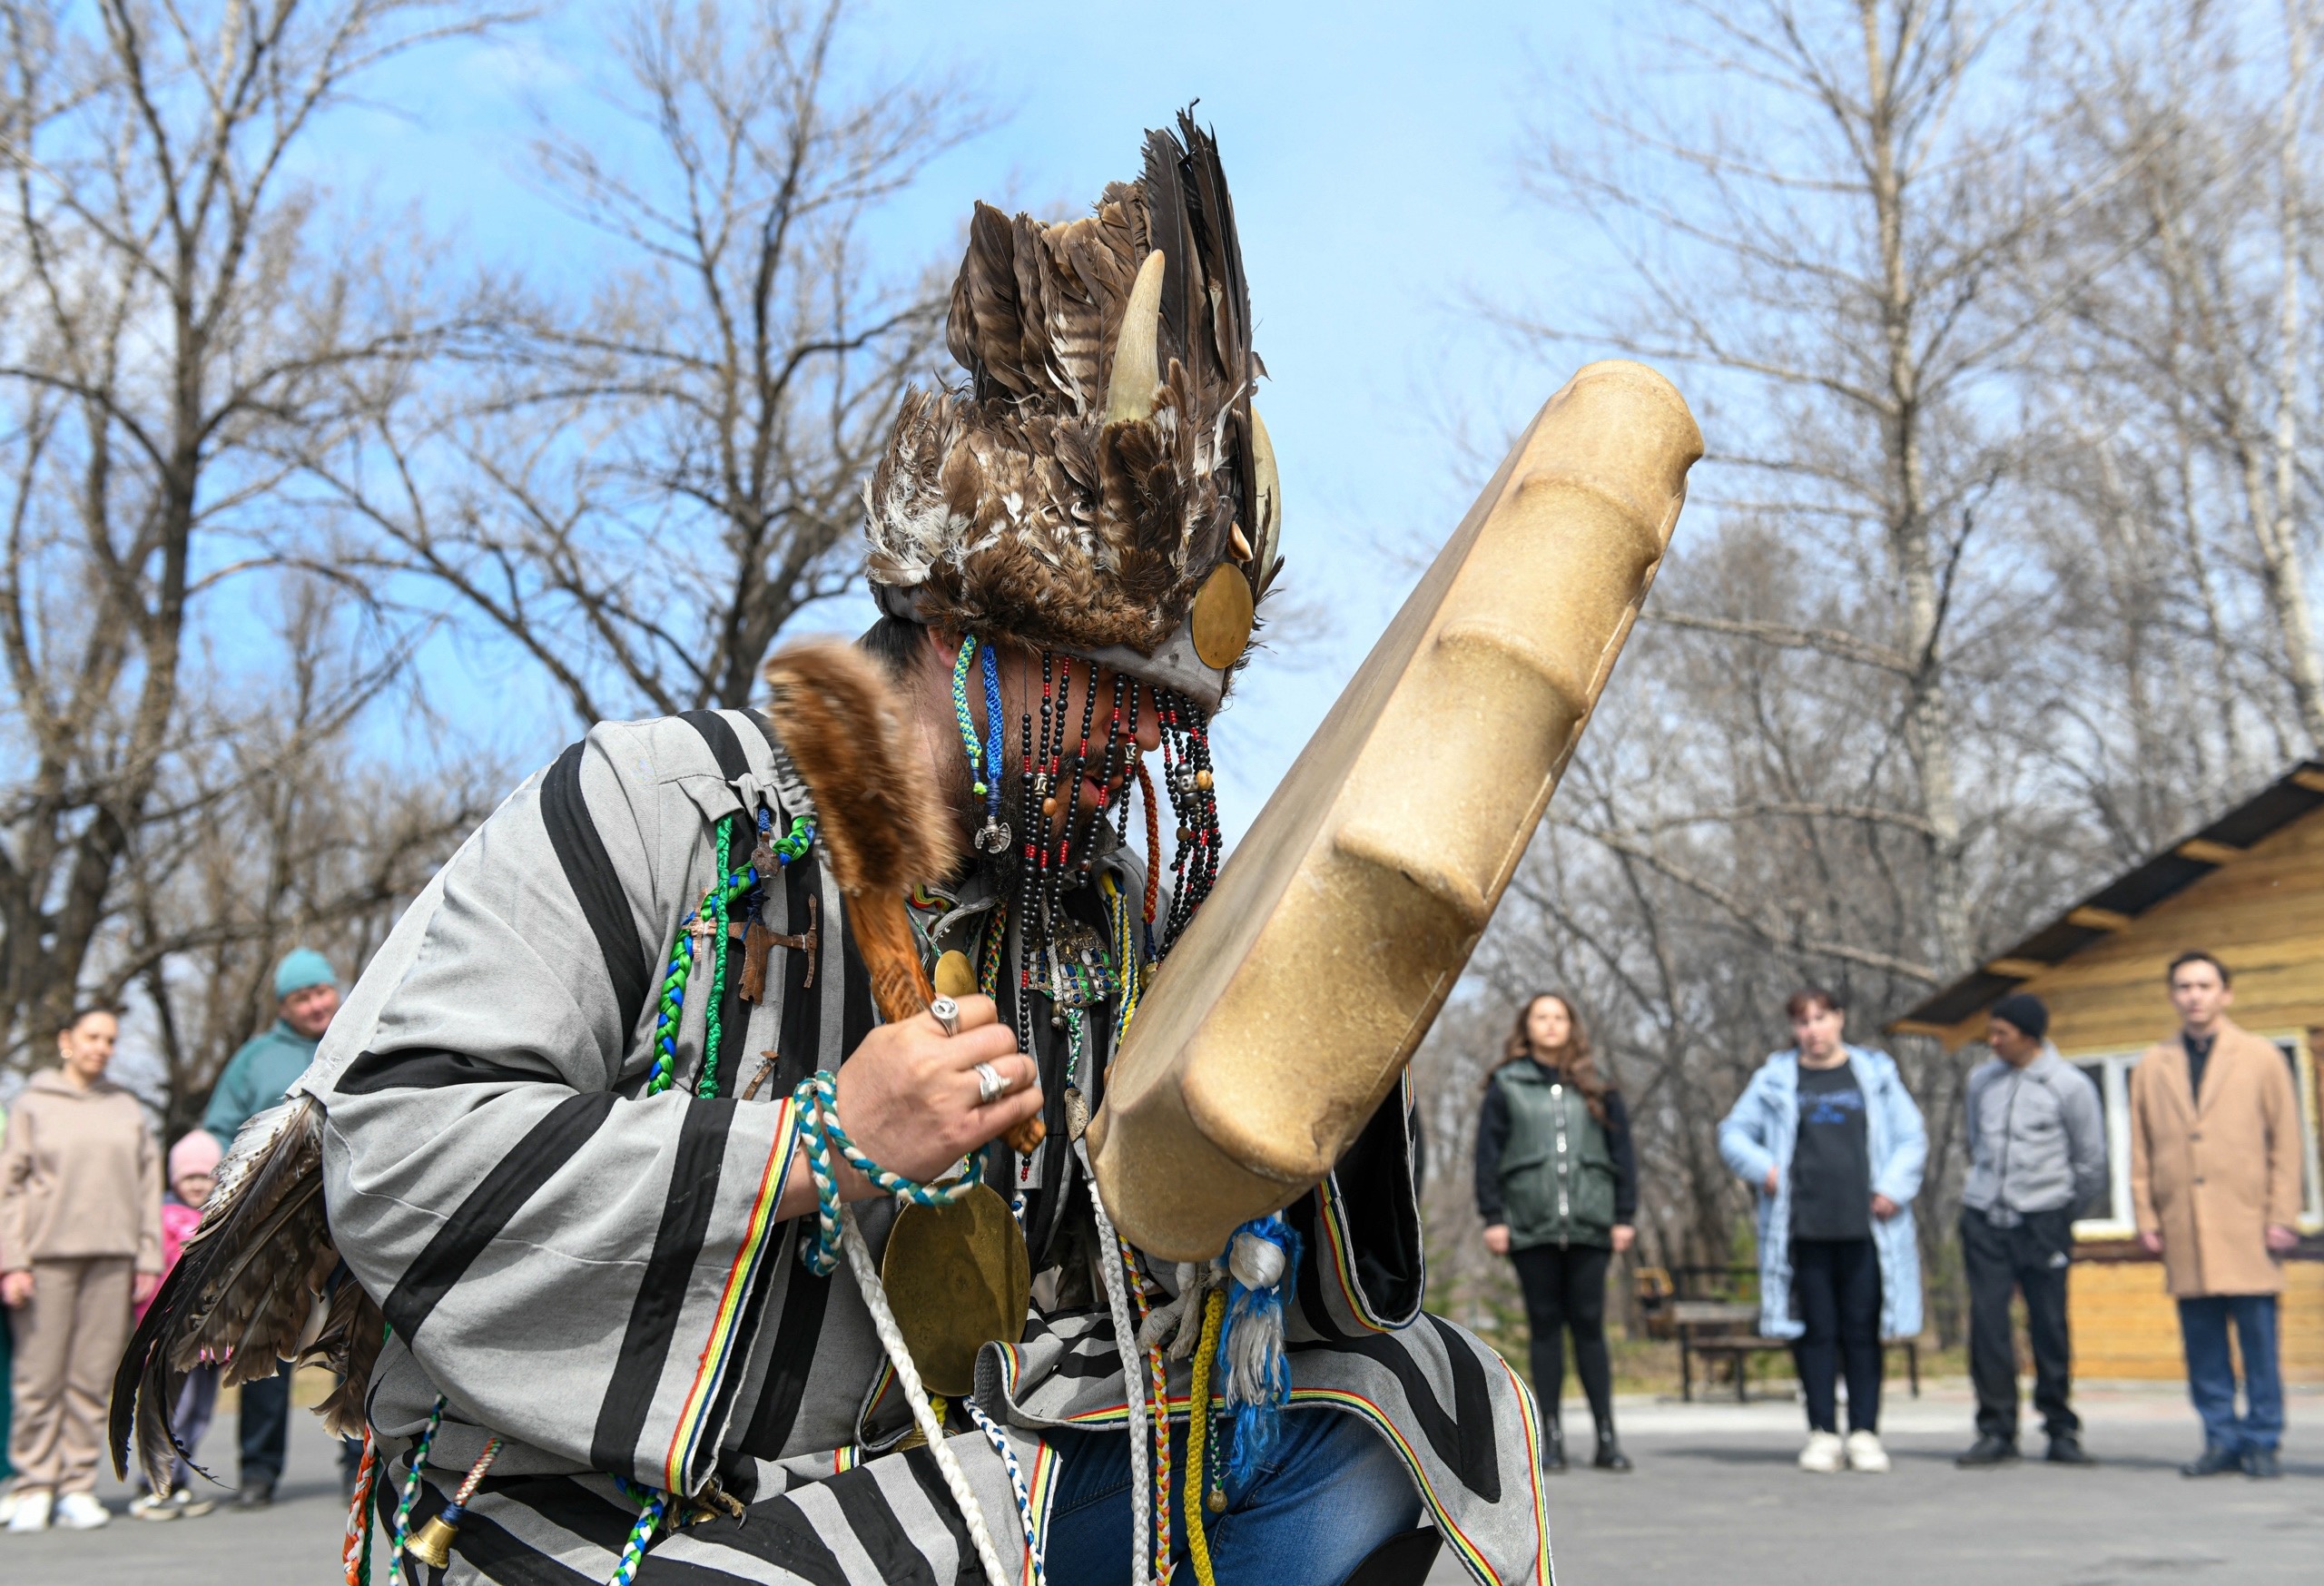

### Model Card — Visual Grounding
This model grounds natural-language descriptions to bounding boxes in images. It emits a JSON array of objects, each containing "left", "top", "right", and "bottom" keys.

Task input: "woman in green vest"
[{"left": 1475, "top": 992, "right": 1639, "bottom": 1473}]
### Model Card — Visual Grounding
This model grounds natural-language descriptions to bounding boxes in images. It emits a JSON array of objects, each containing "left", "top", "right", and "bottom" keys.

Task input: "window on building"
[{"left": 2067, "top": 1034, "right": 2324, "bottom": 1238}]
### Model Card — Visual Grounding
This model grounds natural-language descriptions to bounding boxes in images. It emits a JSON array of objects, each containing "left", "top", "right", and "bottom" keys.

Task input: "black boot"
[
  {"left": 1541, "top": 1418, "right": 1567, "bottom": 1473},
  {"left": 1592, "top": 1423, "right": 1632, "bottom": 1473}
]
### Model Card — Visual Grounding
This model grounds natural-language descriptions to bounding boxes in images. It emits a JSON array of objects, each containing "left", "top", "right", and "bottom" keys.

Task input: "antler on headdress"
[{"left": 866, "top": 110, "right": 1277, "bottom": 710}]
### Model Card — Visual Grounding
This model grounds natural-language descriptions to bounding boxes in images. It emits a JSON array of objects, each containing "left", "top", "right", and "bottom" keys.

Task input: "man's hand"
[
  {"left": 0, "top": 1269, "right": 31, "bottom": 1308},
  {"left": 1871, "top": 1194, "right": 1899, "bottom": 1221},
  {"left": 133, "top": 1271, "right": 160, "bottom": 1306},
  {"left": 1763, "top": 1166, "right": 1780, "bottom": 1196},
  {"left": 2139, "top": 1228, "right": 2162, "bottom": 1256},
  {"left": 1482, "top": 1224, "right": 1511, "bottom": 1256},
  {"left": 1611, "top": 1224, "right": 1636, "bottom": 1254},
  {"left": 830, "top": 994, "right": 1040, "bottom": 1190},
  {"left": 2266, "top": 1223, "right": 2299, "bottom": 1254}
]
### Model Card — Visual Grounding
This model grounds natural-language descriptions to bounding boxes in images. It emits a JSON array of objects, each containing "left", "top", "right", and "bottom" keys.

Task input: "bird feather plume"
[
  {"left": 112, "top": 1098, "right": 342, "bottom": 1491},
  {"left": 871, "top": 110, "right": 1267, "bottom": 661}
]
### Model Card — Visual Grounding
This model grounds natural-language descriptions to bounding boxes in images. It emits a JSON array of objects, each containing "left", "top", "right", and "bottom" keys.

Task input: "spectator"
[
  {"left": 1955, "top": 993, "right": 2106, "bottom": 1469},
  {"left": 1718, "top": 986, "right": 1925, "bottom": 1475},
  {"left": 201, "top": 947, "right": 341, "bottom": 1508},
  {"left": 1, "top": 1007, "right": 163, "bottom": 1533},
  {"left": 1474, "top": 992, "right": 1639, "bottom": 1473},
  {"left": 2130, "top": 951, "right": 2303, "bottom": 1480},
  {"left": 125, "top": 1131, "right": 222, "bottom": 1522}
]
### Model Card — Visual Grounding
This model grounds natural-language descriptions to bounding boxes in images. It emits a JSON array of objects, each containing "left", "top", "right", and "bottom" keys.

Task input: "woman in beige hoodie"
[{"left": 0, "top": 1008, "right": 162, "bottom": 1532}]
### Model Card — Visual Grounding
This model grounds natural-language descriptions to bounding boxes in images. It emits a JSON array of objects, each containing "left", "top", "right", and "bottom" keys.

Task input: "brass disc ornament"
[
  {"left": 1190, "top": 562, "right": 1255, "bottom": 671},
  {"left": 879, "top": 1182, "right": 1031, "bottom": 1397}
]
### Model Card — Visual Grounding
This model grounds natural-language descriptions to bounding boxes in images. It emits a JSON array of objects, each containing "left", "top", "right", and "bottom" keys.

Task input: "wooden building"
[{"left": 1893, "top": 763, "right": 2324, "bottom": 1383}]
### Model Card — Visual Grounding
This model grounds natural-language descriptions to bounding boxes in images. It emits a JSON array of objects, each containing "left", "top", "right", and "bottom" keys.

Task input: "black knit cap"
[{"left": 1989, "top": 992, "right": 2049, "bottom": 1042}]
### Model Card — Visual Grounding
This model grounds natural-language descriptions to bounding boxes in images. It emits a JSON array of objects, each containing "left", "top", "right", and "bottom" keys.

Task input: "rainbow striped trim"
[{"left": 659, "top": 1099, "right": 803, "bottom": 1491}]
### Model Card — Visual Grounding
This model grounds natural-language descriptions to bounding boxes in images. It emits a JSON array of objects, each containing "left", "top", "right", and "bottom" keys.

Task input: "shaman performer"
[{"left": 113, "top": 114, "right": 1550, "bottom": 1586}]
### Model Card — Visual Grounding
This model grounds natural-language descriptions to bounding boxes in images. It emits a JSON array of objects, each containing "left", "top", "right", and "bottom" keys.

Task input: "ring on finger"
[
  {"left": 973, "top": 1061, "right": 1009, "bottom": 1107},
  {"left": 931, "top": 996, "right": 960, "bottom": 1038}
]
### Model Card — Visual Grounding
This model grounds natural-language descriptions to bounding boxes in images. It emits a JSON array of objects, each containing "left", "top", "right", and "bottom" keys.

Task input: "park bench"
[
  {"left": 1671, "top": 1298, "right": 1921, "bottom": 1403},
  {"left": 1639, "top": 1265, "right": 1922, "bottom": 1404}
]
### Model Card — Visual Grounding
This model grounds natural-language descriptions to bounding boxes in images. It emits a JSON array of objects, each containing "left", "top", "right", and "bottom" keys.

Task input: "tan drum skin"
[{"left": 1087, "top": 360, "right": 1701, "bottom": 1260}]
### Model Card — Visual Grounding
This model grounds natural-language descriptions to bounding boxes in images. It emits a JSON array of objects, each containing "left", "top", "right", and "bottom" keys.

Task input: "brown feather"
[
  {"left": 763, "top": 639, "right": 958, "bottom": 1028},
  {"left": 113, "top": 1098, "right": 340, "bottom": 1492}
]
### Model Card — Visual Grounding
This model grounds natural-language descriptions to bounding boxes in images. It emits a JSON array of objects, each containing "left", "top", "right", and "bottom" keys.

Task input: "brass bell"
[{"left": 405, "top": 1507, "right": 462, "bottom": 1569}]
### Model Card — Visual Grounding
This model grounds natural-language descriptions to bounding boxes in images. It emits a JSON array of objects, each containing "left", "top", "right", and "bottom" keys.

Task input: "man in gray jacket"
[{"left": 1957, "top": 993, "right": 2108, "bottom": 1467}]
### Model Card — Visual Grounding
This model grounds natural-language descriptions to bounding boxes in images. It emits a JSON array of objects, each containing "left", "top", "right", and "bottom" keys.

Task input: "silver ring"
[
  {"left": 930, "top": 996, "right": 960, "bottom": 1037},
  {"left": 973, "top": 1061, "right": 1008, "bottom": 1107}
]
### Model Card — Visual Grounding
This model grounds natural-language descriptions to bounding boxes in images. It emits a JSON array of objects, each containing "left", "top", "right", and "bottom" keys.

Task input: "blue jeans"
[
  {"left": 1044, "top": 1408, "right": 1422, "bottom": 1586},
  {"left": 2178, "top": 1295, "right": 2283, "bottom": 1453}
]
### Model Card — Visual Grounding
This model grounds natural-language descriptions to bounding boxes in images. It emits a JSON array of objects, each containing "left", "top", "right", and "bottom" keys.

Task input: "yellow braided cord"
[
  {"left": 1183, "top": 1289, "right": 1227, "bottom": 1586},
  {"left": 979, "top": 896, "right": 1009, "bottom": 999}
]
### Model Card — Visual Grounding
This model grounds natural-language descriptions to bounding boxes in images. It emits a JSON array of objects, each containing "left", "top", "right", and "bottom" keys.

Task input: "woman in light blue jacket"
[{"left": 1719, "top": 986, "right": 1926, "bottom": 1475}]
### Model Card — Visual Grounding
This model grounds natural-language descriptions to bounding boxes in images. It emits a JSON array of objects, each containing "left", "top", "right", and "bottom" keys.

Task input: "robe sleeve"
[{"left": 315, "top": 720, "right": 802, "bottom": 1495}]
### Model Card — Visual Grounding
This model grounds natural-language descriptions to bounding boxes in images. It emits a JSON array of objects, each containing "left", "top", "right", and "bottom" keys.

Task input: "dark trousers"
[
  {"left": 238, "top": 1369, "right": 289, "bottom": 1485},
  {"left": 2179, "top": 1294, "right": 2283, "bottom": 1453},
  {"left": 1960, "top": 1207, "right": 2078, "bottom": 1442},
  {"left": 1509, "top": 1243, "right": 1614, "bottom": 1431},
  {"left": 1790, "top": 1236, "right": 1882, "bottom": 1434}
]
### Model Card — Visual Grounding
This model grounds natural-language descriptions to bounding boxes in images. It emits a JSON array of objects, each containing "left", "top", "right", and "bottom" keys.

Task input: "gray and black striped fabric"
[{"left": 300, "top": 712, "right": 1552, "bottom": 1585}]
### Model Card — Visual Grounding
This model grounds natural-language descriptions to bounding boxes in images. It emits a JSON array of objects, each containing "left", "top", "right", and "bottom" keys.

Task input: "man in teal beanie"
[{"left": 202, "top": 947, "right": 341, "bottom": 1508}]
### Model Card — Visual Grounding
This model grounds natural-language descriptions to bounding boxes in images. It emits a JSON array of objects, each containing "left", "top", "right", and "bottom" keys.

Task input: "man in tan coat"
[{"left": 2129, "top": 951, "right": 2304, "bottom": 1480}]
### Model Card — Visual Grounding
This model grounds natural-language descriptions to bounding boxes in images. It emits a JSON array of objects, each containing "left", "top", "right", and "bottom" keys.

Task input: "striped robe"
[{"left": 298, "top": 709, "right": 1551, "bottom": 1585}]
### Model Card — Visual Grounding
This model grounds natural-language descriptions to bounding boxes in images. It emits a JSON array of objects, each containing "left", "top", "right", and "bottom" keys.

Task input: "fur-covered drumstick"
[{"left": 763, "top": 642, "right": 1046, "bottom": 1157}]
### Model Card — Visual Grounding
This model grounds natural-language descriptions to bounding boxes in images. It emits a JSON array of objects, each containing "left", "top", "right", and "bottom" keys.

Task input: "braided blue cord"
[
  {"left": 793, "top": 1071, "right": 980, "bottom": 1276},
  {"left": 966, "top": 1397, "right": 1046, "bottom": 1586},
  {"left": 980, "top": 639, "right": 1006, "bottom": 830},
  {"left": 605, "top": 1482, "right": 667, "bottom": 1586}
]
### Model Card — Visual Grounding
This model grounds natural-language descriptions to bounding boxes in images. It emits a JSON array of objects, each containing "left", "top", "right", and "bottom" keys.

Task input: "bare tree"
[
  {"left": 0, "top": 0, "right": 505, "bottom": 1067},
  {"left": 327, "top": 0, "right": 984, "bottom": 724}
]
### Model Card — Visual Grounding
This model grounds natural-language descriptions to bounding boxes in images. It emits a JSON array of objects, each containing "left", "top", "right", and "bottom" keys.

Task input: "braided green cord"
[
  {"left": 646, "top": 813, "right": 813, "bottom": 1098},
  {"left": 699, "top": 815, "right": 734, "bottom": 1098}
]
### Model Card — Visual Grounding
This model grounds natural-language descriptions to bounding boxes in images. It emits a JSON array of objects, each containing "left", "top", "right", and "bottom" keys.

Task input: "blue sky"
[{"left": 321, "top": 1, "right": 1637, "bottom": 828}]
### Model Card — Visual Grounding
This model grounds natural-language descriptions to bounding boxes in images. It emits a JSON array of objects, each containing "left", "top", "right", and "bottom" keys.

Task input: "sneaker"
[
  {"left": 1845, "top": 1430, "right": 1891, "bottom": 1473},
  {"left": 233, "top": 1480, "right": 275, "bottom": 1511},
  {"left": 5, "top": 1492, "right": 50, "bottom": 1532},
  {"left": 52, "top": 1492, "right": 111, "bottom": 1530},
  {"left": 0, "top": 1491, "right": 17, "bottom": 1528},
  {"left": 170, "top": 1488, "right": 218, "bottom": 1519},
  {"left": 128, "top": 1491, "right": 180, "bottom": 1522},
  {"left": 2243, "top": 1447, "right": 2282, "bottom": 1479},
  {"left": 1798, "top": 1431, "right": 1846, "bottom": 1473},
  {"left": 1955, "top": 1433, "right": 2019, "bottom": 1468}
]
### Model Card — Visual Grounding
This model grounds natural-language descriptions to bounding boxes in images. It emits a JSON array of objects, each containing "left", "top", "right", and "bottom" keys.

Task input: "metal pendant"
[
  {"left": 975, "top": 818, "right": 1013, "bottom": 854},
  {"left": 879, "top": 1182, "right": 1031, "bottom": 1398}
]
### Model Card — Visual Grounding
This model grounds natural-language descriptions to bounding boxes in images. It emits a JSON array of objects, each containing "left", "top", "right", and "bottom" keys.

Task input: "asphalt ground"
[{"left": 2, "top": 1379, "right": 2313, "bottom": 1583}]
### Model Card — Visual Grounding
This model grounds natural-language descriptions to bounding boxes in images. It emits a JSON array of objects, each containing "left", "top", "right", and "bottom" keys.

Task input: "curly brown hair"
[{"left": 1495, "top": 992, "right": 1611, "bottom": 1125}]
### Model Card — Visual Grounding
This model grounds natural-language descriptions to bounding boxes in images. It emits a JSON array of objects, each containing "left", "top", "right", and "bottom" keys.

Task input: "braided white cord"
[
  {"left": 837, "top": 1205, "right": 1014, "bottom": 1586},
  {"left": 1080, "top": 1152, "right": 1153, "bottom": 1586},
  {"left": 965, "top": 1397, "right": 1045, "bottom": 1586}
]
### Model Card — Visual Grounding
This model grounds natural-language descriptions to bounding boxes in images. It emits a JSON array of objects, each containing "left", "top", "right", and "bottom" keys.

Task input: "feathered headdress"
[{"left": 864, "top": 110, "right": 1280, "bottom": 711}]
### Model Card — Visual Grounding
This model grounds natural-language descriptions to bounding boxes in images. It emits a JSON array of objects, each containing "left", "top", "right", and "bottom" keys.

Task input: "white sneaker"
[
  {"left": 127, "top": 1490, "right": 179, "bottom": 1522},
  {"left": 0, "top": 1491, "right": 16, "bottom": 1527},
  {"left": 170, "top": 1487, "right": 217, "bottom": 1519},
  {"left": 52, "top": 1492, "right": 111, "bottom": 1530},
  {"left": 1798, "top": 1430, "right": 1846, "bottom": 1473},
  {"left": 1846, "top": 1429, "right": 1892, "bottom": 1473},
  {"left": 6, "top": 1491, "right": 52, "bottom": 1532}
]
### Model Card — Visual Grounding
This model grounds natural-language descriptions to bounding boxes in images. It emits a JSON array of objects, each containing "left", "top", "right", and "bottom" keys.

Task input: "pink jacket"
[{"left": 137, "top": 1197, "right": 202, "bottom": 1322}]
